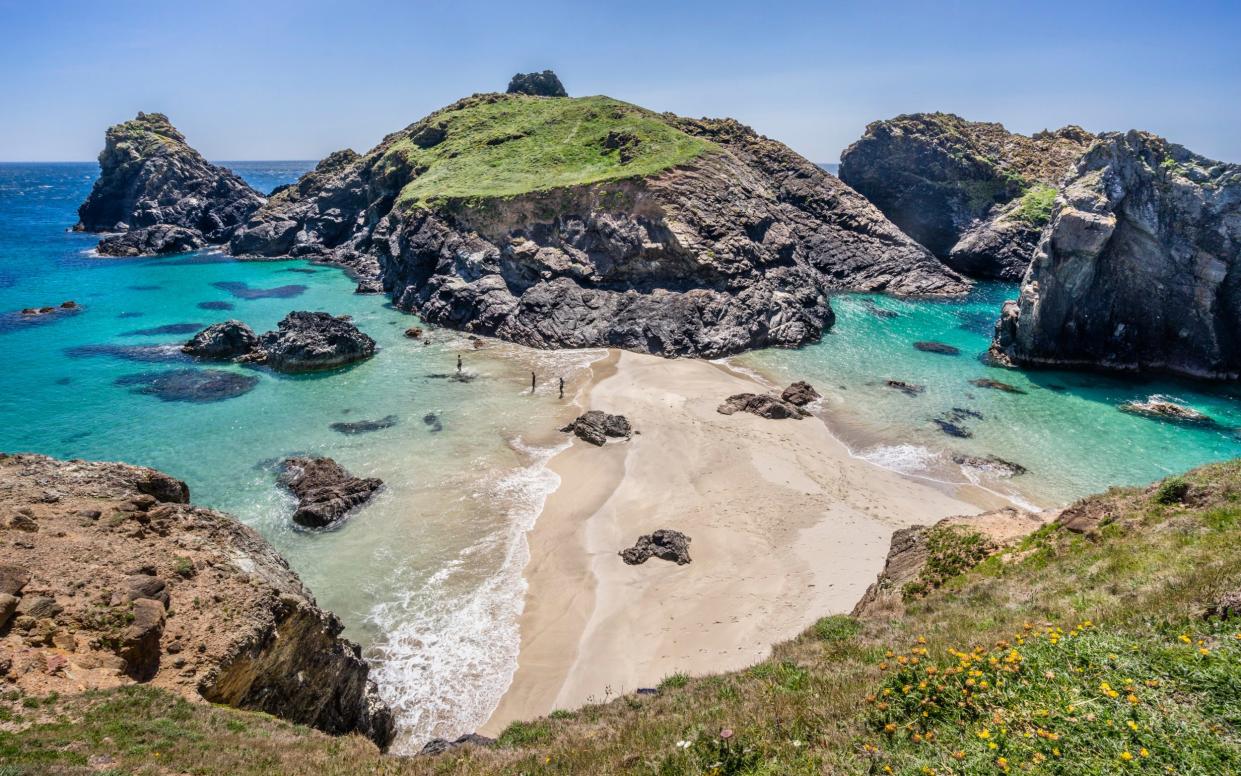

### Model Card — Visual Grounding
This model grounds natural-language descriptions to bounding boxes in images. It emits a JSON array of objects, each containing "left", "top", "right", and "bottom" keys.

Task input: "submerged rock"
[
  {"left": 969, "top": 377, "right": 1026, "bottom": 394},
  {"left": 247, "top": 311, "right": 376, "bottom": 373},
  {"left": 990, "top": 131, "right": 1241, "bottom": 380},
  {"left": 422, "top": 413, "right": 443, "bottom": 433},
  {"left": 932, "top": 418, "right": 972, "bottom": 438},
  {"left": 781, "top": 381, "right": 820, "bottom": 407},
  {"left": 277, "top": 456, "right": 383, "bottom": 529},
  {"left": 197, "top": 300, "right": 235, "bottom": 311},
  {"left": 182, "top": 320, "right": 259, "bottom": 360},
  {"left": 75, "top": 112, "right": 264, "bottom": 254},
  {"left": 116, "top": 368, "right": 258, "bottom": 402},
  {"left": 97, "top": 224, "right": 206, "bottom": 257},
  {"left": 330, "top": 415, "right": 399, "bottom": 435},
  {"left": 561, "top": 411, "right": 633, "bottom": 446},
  {"left": 124, "top": 322, "right": 205, "bottom": 337},
  {"left": 212, "top": 281, "right": 307, "bottom": 300},
  {"left": 951, "top": 453, "right": 1028, "bottom": 478},
  {"left": 717, "top": 393, "right": 808, "bottom": 419},
  {"left": 620, "top": 529, "right": 692, "bottom": 565},
  {"left": 885, "top": 379, "right": 925, "bottom": 397},
  {"left": 913, "top": 341, "right": 961, "bottom": 356},
  {"left": 506, "top": 70, "right": 568, "bottom": 97},
  {"left": 1119, "top": 396, "right": 1214, "bottom": 425}
]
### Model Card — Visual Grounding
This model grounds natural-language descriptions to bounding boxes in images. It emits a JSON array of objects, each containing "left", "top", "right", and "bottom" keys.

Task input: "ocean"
[{"left": 3, "top": 161, "right": 1240, "bottom": 750}]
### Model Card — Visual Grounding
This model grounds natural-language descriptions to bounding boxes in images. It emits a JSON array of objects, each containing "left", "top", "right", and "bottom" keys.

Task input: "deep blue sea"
[{"left": 3, "top": 161, "right": 1241, "bottom": 748}]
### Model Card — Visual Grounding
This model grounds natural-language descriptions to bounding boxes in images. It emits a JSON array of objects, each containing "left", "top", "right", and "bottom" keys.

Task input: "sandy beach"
[{"left": 482, "top": 349, "right": 1011, "bottom": 734}]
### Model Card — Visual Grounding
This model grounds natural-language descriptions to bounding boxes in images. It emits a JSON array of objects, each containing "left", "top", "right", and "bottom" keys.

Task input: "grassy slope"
[
  {"left": 5, "top": 463, "right": 1241, "bottom": 775},
  {"left": 377, "top": 94, "right": 713, "bottom": 207}
]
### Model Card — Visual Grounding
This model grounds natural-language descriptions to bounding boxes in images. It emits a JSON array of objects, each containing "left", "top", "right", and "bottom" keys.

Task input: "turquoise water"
[
  {"left": 0, "top": 162, "right": 599, "bottom": 751},
  {"left": 737, "top": 286, "right": 1241, "bottom": 506}
]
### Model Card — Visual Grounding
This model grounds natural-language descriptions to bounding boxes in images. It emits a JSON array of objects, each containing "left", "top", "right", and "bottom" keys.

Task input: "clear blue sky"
[{"left": 2, "top": 0, "right": 1239, "bottom": 163}]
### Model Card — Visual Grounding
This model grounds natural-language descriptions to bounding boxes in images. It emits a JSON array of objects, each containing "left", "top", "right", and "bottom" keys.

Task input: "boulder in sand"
[
  {"left": 620, "top": 529, "right": 692, "bottom": 565},
  {"left": 717, "top": 393, "right": 807, "bottom": 419},
  {"left": 560, "top": 411, "right": 633, "bottom": 446}
]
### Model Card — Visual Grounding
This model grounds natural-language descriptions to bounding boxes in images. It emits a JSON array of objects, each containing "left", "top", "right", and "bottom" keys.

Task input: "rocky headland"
[
  {"left": 0, "top": 453, "right": 394, "bottom": 748},
  {"left": 75, "top": 112, "right": 265, "bottom": 255},
  {"left": 228, "top": 77, "right": 967, "bottom": 357},
  {"left": 839, "top": 113, "right": 1095, "bottom": 280},
  {"left": 990, "top": 131, "right": 1241, "bottom": 380}
]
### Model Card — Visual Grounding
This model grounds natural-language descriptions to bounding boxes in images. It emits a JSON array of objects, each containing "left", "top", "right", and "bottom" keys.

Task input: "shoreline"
[{"left": 482, "top": 349, "right": 1012, "bottom": 735}]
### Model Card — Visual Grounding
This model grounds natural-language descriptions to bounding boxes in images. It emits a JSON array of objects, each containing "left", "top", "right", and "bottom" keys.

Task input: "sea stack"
[
  {"left": 76, "top": 112, "right": 265, "bottom": 255},
  {"left": 990, "top": 131, "right": 1241, "bottom": 380},
  {"left": 230, "top": 85, "right": 967, "bottom": 357},
  {"left": 839, "top": 113, "right": 1095, "bottom": 280}
]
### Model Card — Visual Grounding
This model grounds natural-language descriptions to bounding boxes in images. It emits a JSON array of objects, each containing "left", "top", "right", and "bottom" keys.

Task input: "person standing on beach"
[
  {"left": 457, "top": 354, "right": 462, "bottom": 373},
  {"left": 559, "top": 377, "right": 564, "bottom": 399},
  {"left": 531, "top": 372, "right": 536, "bottom": 393}
]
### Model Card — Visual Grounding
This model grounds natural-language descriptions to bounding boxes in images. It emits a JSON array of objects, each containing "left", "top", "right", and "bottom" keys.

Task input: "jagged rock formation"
[
  {"left": 506, "top": 70, "right": 567, "bottom": 97},
  {"left": 717, "top": 392, "right": 808, "bottom": 419},
  {"left": 990, "top": 131, "right": 1241, "bottom": 380},
  {"left": 182, "top": 320, "right": 259, "bottom": 359},
  {"left": 560, "top": 411, "right": 633, "bottom": 446},
  {"left": 183, "top": 312, "right": 375, "bottom": 372},
  {"left": 230, "top": 93, "right": 967, "bottom": 357},
  {"left": 619, "top": 529, "right": 692, "bottom": 565},
  {"left": 75, "top": 112, "right": 264, "bottom": 254},
  {"left": 277, "top": 456, "right": 383, "bottom": 528},
  {"left": 840, "top": 113, "right": 1095, "bottom": 280},
  {"left": 780, "top": 381, "right": 820, "bottom": 406},
  {"left": 0, "top": 453, "right": 394, "bottom": 748}
]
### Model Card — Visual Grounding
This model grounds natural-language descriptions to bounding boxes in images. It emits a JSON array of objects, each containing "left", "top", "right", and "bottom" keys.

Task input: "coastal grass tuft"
[
  {"left": 1013, "top": 184, "right": 1058, "bottom": 226},
  {"left": 380, "top": 94, "right": 713, "bottom": 207}
]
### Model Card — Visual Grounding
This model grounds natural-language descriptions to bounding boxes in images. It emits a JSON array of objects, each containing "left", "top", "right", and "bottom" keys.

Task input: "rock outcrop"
[
  {"left": 717, "top": 393, "right": 808, "bottom": 419},
  {"left": 619, "top": 529, "right": 692, "bottom": 565},
  {"left": 990, "top": 131, "right": 1241, "bottom": 380},
  {"left": 0, "top": 453, "right": 394, "bottom": 749},
  {"left": 780, "top": 381, "right": 820, "bottom": 406},
  {"left": 277, "top": 456, "right": 383, "bottom": 528},
  {"left": 182, "top": 320, "right": 259, "bottom": 359},
  {"left": 560, "top": 411, "right": 633, "bottom": 446},
  {"left": 506, "top": 70, "right": 567, "bottom": 97},
  {"left": 839, "top": 114, "right": 1095, "bottom": 280},
  {"left": 230, "top": 93, "right": 967, "bottom": 357},
  {"left": 182, "top": 313, "right": 373, "bottom": 371},
  {"left": 1119, "top": 396, "right": 1214, "bottom": 425},
  {"left": 76, "top": 112, "right": 264, "bottom": 254}
]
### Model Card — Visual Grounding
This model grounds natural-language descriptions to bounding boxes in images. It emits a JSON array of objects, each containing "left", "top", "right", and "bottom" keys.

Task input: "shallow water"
[
  {"left": 737, "top": 286, "right": 1241, "bottom": 506},
  {"left": 0, "top": 162, "right": 597, "bottom": 751}
]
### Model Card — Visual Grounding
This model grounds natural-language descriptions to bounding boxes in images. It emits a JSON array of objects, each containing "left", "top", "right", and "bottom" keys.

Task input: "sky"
[{"left": 2, "top": 0, "right": 1239, "bottom": 164}]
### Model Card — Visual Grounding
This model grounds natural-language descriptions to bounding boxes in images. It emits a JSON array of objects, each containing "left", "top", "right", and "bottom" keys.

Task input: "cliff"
[
  {"left": 991, "top": 130, "right": 1241, "bottom": 380},
  {"left": 0, "top": 453, "right": 394, "bottom": 748},
  {"left": 231, "top": 90, "right": 968, "bottom": 357},
  {"left": 839, "top": 113, "right": 1095, "bottom": 280},
  {"left": 75, "top": 112, "right": 265, "bottom": 255}
]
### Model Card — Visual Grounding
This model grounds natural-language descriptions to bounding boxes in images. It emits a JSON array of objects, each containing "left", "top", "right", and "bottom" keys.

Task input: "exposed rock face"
[
  {"left": 277, "top": 456, "right": 383, "bottom": 528},
  {"left": 182, "top": 320, "right": 259, "bottom": 359},
  {"left": 419, "top": 733, "right": 495, "bottom": 756},
  {"left": 230, "top": 95, "right": 967, "bottom": 358},
  {"left": 1119, "top": 396, "right": 1214, "bottom": 425},
  {"left": 839, "top": 114, "right": 1095, "bottom": 279},
  {"left": 0, "top": 453, "right": 394, "bottom": 749},
  {"left": 248, "top": 311, "right": 376, "bottom": 372},
  {"left": 717, "top": 393, "right": 808, "bottom": 419},
  {"left": 76, "top": 112, "right": 264, "bottom": 254},
  {"left": 990, "top": 131, "right": 1241, "bottom": 380},
  {"left": 619, "top": 529, "right": 692, "bottom": 565},
  {"left": 780, "top": 381, "right": 820, "bottom": 406},
  {"left": 97, "top": 224, "right": 207, "bottom": 257},
  {"left": 506, "top": 70, "right": 567, "bottom": 97},
  {"left": 560, "top": 411, "right": 633, "bottom": 446}
]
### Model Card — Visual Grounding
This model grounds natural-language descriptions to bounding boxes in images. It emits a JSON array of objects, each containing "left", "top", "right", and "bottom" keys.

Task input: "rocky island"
[
  {"left": 839, "top": 113, "right": 1094, "bottom": 280},
  {"left": 75, "top": 112, "right": 265, "bottom": 256},
  {"left": 227, "top": 73, "right": 967, "bottom": 357}
]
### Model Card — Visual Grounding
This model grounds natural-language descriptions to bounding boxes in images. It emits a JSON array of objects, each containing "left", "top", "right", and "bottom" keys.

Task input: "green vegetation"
[
  {"left": 5, "top": 462, "right": 1241, "bottom": 774},
  {"left": 1013, "top": 184, "right": 1059, "bottom": 226},
  {"left": 377, "top": 94, "right": 713, "bottom": 207},
  {"left": 902, "top": 526, "right": 996, "bottom": 601}
]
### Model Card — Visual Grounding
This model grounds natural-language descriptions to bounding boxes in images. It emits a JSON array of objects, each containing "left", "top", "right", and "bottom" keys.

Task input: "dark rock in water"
[
  {"left": 422, "top": 413, "right": 443, "bottom": 433},
  {"left": 506, "top": 70, "right": 568, "bottom": 97},
  {"left": 885, "top": 379, "right": 925, "bottom": 397},
  {"left": 861, "top": 299, "right": 900, "bottom": 318},
  {"left": 212, "top": 281, "right": 307, "bottom": 300},
  {"left": 419, "top": 734, "right": 495, "bottom": 757},
  {"left": 945, "top": 407, "right": 984, "bottom": 422},
  {"left": 228, "top": 95, "right": 966, "bottom": 358},
  {"left": 969, "top": 378, "right": 1026, "bottom": 394},
  {"left": 990, "top": 131, "right": 1241, "bottom": 380},
  {"left": 127, "top": 285, "right": 162, "bottom": 291},
  {"left": 54, "top": 377, "right": 72, "bottom": 386},
  {"left": 1045, "top": 383, "right": 1067, "bottom": 392},
  {"left": 913, "top": 341, "right": 961, "bottom": 356},
  {"left": 98, "top": 225, "right": 206, "bottom": 257},
  {"left": 183, "top": 320, "right": 259, "bottom": 360},
  {"left": 330, "top": 415, "right": 399, "bottom": 435},
  {"left": 781, "top": 381, "right": 820, "bottom": 406},
  {"left": 283, "top": 267, "right": 319, "bottom": 274},
  {"left": 354, "top": 278, "right": 383, "bottom": 294},
  {"left": 66, "top": 343, "right": 188, "bottom": 363},
  {"left": 561, "top": 411, "right": 633, "bottom": 446},
  {"left": 620, "top": 529, "right": 692, "bottom": 565},
  {"left": 956, "top": 310, "right": 999, "bottom": 335},
  {"left": 1119, "top": 396, "right": 1214, "bottom": 425},
  {"left": 932, "top": 418, "right": 972, "bottom": 438},
  {"left": 717, "top": 393, "right": 808, "bottom": 420},
  {"left": 277, "top": 456, "right": 382, "bottom": 528},
  {"left": 198, "top": 300, "right": 235, "bottom": 311},
  {"left": 1, "top": 302, "right": 83, "bottom": 334},
  {"left": 116, "top": 368, "right": 259, "bottom": 402},
  {"left": 952, "top": 453, "right": 1027, "bottom": 478},
  {"left": 245, "top": 311, "right": 376, "bottom": 373},
  {"left": 427, "top": 372, "right": 476, "bottom": 383},
  {"left": 123, "top": 322, "right": 205, "bottom": 337},
  {"left": 404, "top": 327, "right": 423, "bottom": 338},
  {"left": 839, "top": 113, "right": 1094, "bottom": 278}
]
